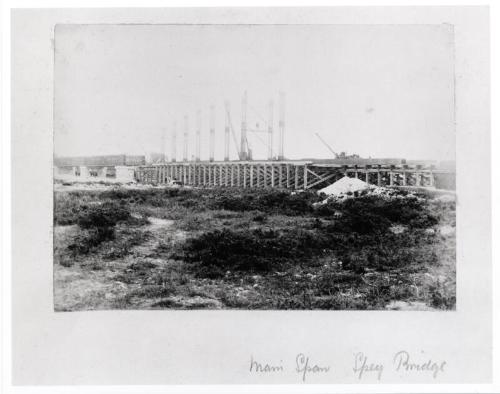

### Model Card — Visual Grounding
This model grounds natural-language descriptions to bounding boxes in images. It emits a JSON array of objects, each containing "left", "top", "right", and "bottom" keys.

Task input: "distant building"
[{"left": 54, "top": 154, "right": 145, "bottom": 167}]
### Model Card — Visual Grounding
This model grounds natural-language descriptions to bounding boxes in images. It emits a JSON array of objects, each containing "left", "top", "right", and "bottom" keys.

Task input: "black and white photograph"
[
  {"left": 53, "top": 23, "right": 456, "bottom": 311},
  {"left": 7, "top": 5, "right": 494, "bottom": 388}
]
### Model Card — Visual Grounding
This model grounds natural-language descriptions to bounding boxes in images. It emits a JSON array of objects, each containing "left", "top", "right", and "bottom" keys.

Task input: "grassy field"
[{"left": 53, "top": 183, "right": 456, "bottom": 311}]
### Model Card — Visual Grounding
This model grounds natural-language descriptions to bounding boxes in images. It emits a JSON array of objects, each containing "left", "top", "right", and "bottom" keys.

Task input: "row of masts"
[{"left": 167, "top": 91, "right": 285, "bottom": 163}]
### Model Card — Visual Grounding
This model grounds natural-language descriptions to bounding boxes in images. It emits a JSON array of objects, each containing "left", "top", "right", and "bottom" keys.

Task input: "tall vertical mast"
[
  {"left": 268, "top": 99, "right": 274, "bottom": 160},
  {"left": 209, "top": 105, "right": 215, "bottom": 162},
  {"left": 278, "top": 91, "right": 285, "bottom": 161},
  {"left": 196, "top": 110, "right": 201, "bottom": 162},
  {"left": 171, "top": 120, "right": 177, "bottom": 162},
  {"left": 224, "top": 101, "right": 230, "bottom": 161},
  {"left": 161, "top": 128, "right": 167, "bottom": 162},
  {"left": 240, "top": 91, "right": 248, "bottom": 161},
  {"left": 183, "top": 115, "right": 188, "bottom": 162}
]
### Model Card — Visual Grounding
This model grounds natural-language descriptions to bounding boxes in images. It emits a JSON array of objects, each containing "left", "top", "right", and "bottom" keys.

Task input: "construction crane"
[
  {"left": 224, "top": 100, "right": 243, "bottom": 160},
  {"left": 315, "top": 132, "right": 338, "bottom": 159}
]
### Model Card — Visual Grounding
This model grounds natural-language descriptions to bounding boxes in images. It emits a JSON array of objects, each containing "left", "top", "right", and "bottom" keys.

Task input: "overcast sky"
[{"left": 54, "top": 24, "right": 455, "bottom": 161}]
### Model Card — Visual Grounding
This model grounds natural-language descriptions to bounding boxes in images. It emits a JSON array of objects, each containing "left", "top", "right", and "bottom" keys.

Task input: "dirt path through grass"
[{"left": 54, "top": 216, "right": 187, "bottom": 310}]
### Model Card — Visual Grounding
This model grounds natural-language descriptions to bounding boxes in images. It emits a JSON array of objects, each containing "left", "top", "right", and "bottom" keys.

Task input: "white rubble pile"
[
  {"left": 318, "top": 176, "right": 371, "bottom": 196},
  {"left": 315, "top": 176, "right": 420, "bottom": 205}
]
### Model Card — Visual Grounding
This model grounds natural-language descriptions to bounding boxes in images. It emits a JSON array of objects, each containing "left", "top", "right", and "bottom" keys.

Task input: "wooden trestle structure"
[{"left": 136, "top": 161, "right": 452, "bottom": 190}]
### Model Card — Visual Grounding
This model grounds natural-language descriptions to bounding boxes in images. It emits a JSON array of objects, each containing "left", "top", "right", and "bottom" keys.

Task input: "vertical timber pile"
[
  {"left": 183, "top": 115, "right": 188, "bottom": 162},
  {"left": 161, "top": 128, "right": 167, "bottom": 162},
  {"left": 209, "top": 105, "right": 215, "bottom": 162},
  {"left": 278, "top": 91, "right": 285, "bottom": 160},
  {"left": 240, "top": 91, "right": 248, "bottom": 161},
  {"left": 171, "top": 120, "right": 177, "bottom": 163},
  {"left": 224, "top": 101, "right": 230, "bottom": 161},
  {"left": 195, "top": 110, "right": 201, "bottom": 162},
  {"left": 268, "top": 100, "right": 274, "bottom": 160}
]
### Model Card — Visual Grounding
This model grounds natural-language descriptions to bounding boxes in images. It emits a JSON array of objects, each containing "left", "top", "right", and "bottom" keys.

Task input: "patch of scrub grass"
[
  {"left": 102, "top": 228, "right": 152, "bottom": 260},
  {"left": 183, "top": 227, "right": 329, "bottom": 277},
  {"left": 66, "top": 201, "right": 149, "bottom": 258},
  {"left": 54, "top": 184, "right": 456, "bottom": 310}
]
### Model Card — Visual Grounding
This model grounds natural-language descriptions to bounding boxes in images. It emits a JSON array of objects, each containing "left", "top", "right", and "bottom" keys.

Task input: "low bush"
[
  {"left": 54, "top": 192, "right": 95, "bottom": 225},
  {"left": 67, "top": 202, "right": 140, "bottom": 257},
  {"left": 102, "top": 229, "right": 151, "bottom": 260},
  {"left": 76, "top": 201, "right": 131, "bottom": 229},
  {"left": 183, "top": 228, "right": 329, "bottom": 276},
  {"left": 209, "top": 189, "right": 319, "bottom": 215},
  {"left": 316, "top": 194, "right": 438, "bottom": 230},
  {"left": 68, "top": 227, "right": 115, "bottom": 256}
]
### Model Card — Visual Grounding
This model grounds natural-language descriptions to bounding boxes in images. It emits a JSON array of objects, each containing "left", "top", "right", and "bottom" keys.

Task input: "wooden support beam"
[
  {"left": 304, "top": 165, "right": 308, "bottom": 189},
  {"left": 271, "top": 165, "right": 275, "bottom": 187},
  {"left": 306, "top": 167, "right": 322, "bottom": 179},
  {"left": 295, "top": 166, "right": 299, "bottom": 189},
  {"left": 305, "top": 173, "right": 336, "bottom": 190},
  {"left": 250, "top": 165, "right": 254, "bottom": 187},
  {"left": 286, "top": 165, "right": 290, "bottom": 189}
]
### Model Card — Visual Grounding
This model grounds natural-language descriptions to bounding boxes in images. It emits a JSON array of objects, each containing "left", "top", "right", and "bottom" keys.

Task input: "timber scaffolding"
[{"left": 136, "top": 161, "right": 454, "bottom": 190}]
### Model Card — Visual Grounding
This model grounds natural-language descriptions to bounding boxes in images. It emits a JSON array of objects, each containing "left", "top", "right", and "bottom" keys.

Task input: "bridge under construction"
[
  {"left": 135, "top": 90, "right": 454, "bottom": 190},
  {"left": 55, "top": 90, "right": 456, "bottom": 190},
  {"left": 136, "top": 160, "right": 454, "bottom": 190}
]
